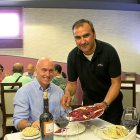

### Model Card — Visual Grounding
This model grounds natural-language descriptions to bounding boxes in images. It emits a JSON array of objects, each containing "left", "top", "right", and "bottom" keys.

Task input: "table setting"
[{"left": 4, "top": 106, "right": 140, "bottom": 140}]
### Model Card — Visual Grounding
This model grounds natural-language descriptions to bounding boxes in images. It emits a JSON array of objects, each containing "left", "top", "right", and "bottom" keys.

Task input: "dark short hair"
[
  {"left": 72, "top": 19, "right": 95, "bottom": 33},
  {"left": 13, "top": 65, "right": 24, "bottom": 73},
  {"left": 0, "top": 64, "right": 4, "bottom": 72}
]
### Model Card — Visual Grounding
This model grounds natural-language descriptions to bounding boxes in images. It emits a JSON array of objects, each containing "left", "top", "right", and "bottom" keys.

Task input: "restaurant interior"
[{"left": 0, "top": 0, "right": 140, "bottom": 139}]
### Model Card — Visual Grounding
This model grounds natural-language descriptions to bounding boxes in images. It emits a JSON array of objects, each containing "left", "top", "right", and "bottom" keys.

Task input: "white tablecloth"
[{"left": 4, "top": 118, "right": 139, "bottom": 140}]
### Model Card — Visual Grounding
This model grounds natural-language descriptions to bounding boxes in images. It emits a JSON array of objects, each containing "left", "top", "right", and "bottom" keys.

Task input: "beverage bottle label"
[{"left": 44, "top": 121, "right": 53, "bottom": 135}]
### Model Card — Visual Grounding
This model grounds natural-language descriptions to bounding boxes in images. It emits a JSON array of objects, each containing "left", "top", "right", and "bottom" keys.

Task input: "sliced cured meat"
[{"left": 69, "top": 106, "right": 103, "bottom": 122}]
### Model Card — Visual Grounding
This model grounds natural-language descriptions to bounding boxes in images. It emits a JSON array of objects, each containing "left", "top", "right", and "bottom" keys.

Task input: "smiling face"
[
  {"left": 35, "top": 57, "right": 54, "bottom": 90},
  {"left": 73, "top": 23, "right": 96, "bottom": 55}
]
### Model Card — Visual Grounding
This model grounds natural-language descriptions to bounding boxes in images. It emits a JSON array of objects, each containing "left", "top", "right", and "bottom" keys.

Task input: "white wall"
[{"left": 0, "top": 8, "right": 140, "bottom": 74}]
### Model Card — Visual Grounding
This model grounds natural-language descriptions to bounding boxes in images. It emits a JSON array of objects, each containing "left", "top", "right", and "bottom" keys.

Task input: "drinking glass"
[
  {"left": 121, "top": 107, "right": 139, "bottom": 132},
  {"left": 54, "top": 106, "right": 70, "bottom": 139},
  {"left": 95, "top": 126, "right": 110, "bottom": 140}
]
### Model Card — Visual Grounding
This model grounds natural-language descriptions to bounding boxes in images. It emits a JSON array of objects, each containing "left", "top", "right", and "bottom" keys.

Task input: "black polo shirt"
[{"left": 67, "top": 39, "right": 122, "bottom": 102}]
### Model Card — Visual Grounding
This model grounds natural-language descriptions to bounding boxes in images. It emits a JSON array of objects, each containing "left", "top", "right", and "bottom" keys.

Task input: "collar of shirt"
[
  {"left": 33, "top": 72, "right": 37, "bottom": 76},
  {"left": 83, "top": 53, "right": 94, "bottom": 61},
  {"left": 77, "top": 39, "right": 102, "bottom": 56},
  {"left": 33, "top": 77, "right": 52, "bottom": 92},
  {"left": 13, "top": 73, "right": 22, "bottom": 77}
]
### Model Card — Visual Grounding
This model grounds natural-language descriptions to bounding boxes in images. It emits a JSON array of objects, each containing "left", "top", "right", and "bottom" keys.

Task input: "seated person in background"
[
  {"left": 13, "top": 57, "right": 64, "bottom": 130},
  {"left": 0, "top": 64, "right": 11, "bottom": 80},
  {"left": 23, "top": 64, "right": 37, "bottom": 79},
  {"left": 0, "top": 64, "right": 4, "bottom": 82},
  {"left": 1, "top": 63, "right": 32, "bottom": 89},
  {"left": 51, "top": 64, "right": 77, "bottom": 106},
  {"left": 51, "top": 64, "right": 67, "bottom": 91}
]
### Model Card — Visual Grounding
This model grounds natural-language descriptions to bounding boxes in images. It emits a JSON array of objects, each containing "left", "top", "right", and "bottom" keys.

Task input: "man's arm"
[
  {"left": 60, "top": 81, "right": 77, "bottom": 108},
  {"left": 94, "top": 75, "right": 121, "bottom": 110},
  {"left": 104, "top": 75, "right": 121, "bottom": 106},
  {"left": 13, "top": 89, "right": 32, "bottom": 130},
  {"left": 17, "top": 120, "right": 30, "bottom": 130},
  {"left": 17, "top": 120, "right": 40, "bottom": 130}
]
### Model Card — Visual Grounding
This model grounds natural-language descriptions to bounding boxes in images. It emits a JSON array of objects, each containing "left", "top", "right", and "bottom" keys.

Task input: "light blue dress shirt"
[{"left": 13, "top": 78, "right": 64, "bottom": 129}]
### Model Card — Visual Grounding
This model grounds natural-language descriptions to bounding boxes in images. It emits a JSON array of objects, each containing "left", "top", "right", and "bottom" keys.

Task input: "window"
[{"left": 0, "top": 8, "right": 23, "bottom": 48}]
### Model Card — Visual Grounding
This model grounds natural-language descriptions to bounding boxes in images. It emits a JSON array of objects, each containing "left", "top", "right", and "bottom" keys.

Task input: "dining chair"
[
  {"left": 125, "top": 72, "right": 136, "bottom": 81},
  {"left": 0, "top": 82, "right": 22, "bottom": 138},
  {"left": 0, "top": 108, "right": 3, "bottom": 138},
  {"left": 121, "top": 80, "right": 136, "bottom": 108}
]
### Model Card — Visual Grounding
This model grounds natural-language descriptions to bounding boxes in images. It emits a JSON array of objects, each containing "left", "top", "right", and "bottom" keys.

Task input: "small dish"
[{"left": 54, "top": 122, "right": 86, "bottom": 136}]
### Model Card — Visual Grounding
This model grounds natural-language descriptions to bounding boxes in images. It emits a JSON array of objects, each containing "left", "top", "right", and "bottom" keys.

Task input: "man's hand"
[
  {"left": 4, "top": 70, "right": 10, "bottom": 77},
  {"left": 94, "top": 102, "right": 107, "bottom": 111},
  {"left": 60, "top": 92, "right": 72, "bottom": 109},
  {"left": 60, "top": 81, "right": 77, "bottom": 109},
  {"left": 31, "top": 120, "right": 40, "bottom": 130}
]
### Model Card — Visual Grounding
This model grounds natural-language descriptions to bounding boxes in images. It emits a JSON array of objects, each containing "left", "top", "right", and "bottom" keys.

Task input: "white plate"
[
  {"left": 54, "top": 122, "right": 86, "bottom": 136},
  {"left": 70, "top": 106, "right": 104, "bottom": 122},
  {"left": 20, "top": 132, "right": 40, "bottom": 139},
  {"left": 94, "top": 125, "right": 129, "bottom": 140}
]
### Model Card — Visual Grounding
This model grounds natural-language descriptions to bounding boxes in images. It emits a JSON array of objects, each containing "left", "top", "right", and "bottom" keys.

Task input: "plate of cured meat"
[{"left": 69, "top": 106, "right": 104, "bottom": 122}]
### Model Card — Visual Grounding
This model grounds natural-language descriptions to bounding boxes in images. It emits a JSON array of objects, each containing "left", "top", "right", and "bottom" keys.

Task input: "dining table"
[{"left": 4, "top": 118, "right": 139, "bottom": 140}]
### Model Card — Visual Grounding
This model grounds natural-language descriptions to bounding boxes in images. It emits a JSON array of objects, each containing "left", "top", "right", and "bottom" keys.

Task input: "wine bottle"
[{"left": 40, "top": 91, "right": 53, "bottom": 140}]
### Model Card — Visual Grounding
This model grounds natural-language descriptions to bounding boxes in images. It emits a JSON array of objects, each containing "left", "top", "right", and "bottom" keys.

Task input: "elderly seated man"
[
  {"left": 23, "top": 64, "right": 37, "bottom": 79},
  {"left": 1, "top": 63, "right": 32, "bottom": 89}
]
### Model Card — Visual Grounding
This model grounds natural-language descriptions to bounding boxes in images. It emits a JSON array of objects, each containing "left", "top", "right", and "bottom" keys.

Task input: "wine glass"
[
  {"left": 121, "top": 107, "right": 139, "bottom": 132},
  {"left": 54, "top": 106, "right": 70, "bottom": 139}
]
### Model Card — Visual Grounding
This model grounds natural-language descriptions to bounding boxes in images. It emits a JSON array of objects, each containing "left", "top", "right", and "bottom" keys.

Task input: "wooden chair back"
[
  {"left": 0, "top": 82, "right": 22, "bottom": 138},
  {"left": 125, "top": 72, "right": 136, "bottom": 81},
  {"left": 121, "top": 80, "right": 136, "bottom": 108}
]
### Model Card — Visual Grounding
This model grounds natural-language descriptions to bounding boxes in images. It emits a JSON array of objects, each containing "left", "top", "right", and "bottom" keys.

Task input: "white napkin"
[{"left": 4, "top": 133, "right": 20, "bottom": 140}]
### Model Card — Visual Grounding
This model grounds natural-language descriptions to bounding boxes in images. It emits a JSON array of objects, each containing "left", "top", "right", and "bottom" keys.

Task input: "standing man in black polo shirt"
[{"left": 60, "top": 19, "right": 123, "bottom": 125}]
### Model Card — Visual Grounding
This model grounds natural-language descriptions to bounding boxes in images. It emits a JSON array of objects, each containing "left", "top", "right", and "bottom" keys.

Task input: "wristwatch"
[
  {"left": 102, "top": 101, "right": 109, "bottom": 109},
  {"left": 27, "top": 122, "right": 32, "bottom": 127}
]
